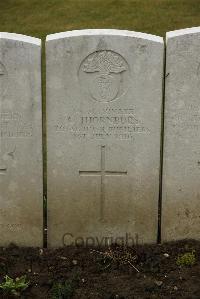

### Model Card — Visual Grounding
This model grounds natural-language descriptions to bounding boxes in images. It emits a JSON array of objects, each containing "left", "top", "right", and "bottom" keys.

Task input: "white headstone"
[
  {"left": 46, "top": 29, "right": 164, "bottom": 247},
  {"left": 162, "top": 27, "right": 200, "bottom": 241},
  {"left": 0, "top": 33, "right": 43, "bottom": 246}
]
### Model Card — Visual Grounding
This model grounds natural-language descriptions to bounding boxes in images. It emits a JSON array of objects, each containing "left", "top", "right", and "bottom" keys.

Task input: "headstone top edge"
[
  {"left": 46, "top": 29, "right": 163, "bottom": 44},
  {"left": 0, "top": 32, "right": 41, "bottom": 46},
  {"left": 166, "top": 26, "right": 200, "bottom": 42}
]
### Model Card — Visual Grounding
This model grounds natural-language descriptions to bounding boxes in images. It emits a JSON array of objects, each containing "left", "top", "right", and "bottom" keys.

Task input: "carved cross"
[
  {"left": 79, "top": 145, "right": 127, "bottom": 221},
  {"left": 0, "top": 161, "right": 7, "bottom": 175},
  {"left": 0, "top": 148, "right": 16, "bottom": 176},
  {"left": 0, "top": 68, "right": 5, "bottom": 76}
]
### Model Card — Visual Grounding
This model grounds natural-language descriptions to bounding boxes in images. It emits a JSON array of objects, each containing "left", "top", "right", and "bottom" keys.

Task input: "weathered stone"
[
  {"left": 0, "top": 33, "right": 43, "bottom": 246},
  {"left": 162, "top": 27, "right": 200, "bottom": 241},
  {"left": 46, "top": 29, "right": 164, "bottom": 247}
]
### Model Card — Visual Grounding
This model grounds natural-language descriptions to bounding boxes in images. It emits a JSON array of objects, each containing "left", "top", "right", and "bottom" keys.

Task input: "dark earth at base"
[{"left": 0, "top": 240, "right": 199, "bottom": 298}]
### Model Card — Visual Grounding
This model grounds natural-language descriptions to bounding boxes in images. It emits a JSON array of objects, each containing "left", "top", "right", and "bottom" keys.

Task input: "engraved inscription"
[
  {"left": 0, "top": 111, "right": 33, "bottom": 138},
  {"left": 0, "top": 223, "right": 23, "bottom": 232},
  {"left": 79, "top": 50, "right": 130, "bottom": 102},
  {"left": 79, "top": 145, "right": 127, "bottom": 221},
  {"left": 54, "top": 107, "right": 149, "bottom": 140},
  {"left": 0, "top": 111, "right": 32, "bottom": 176},
  {"left": 169, "top": 102, "right": 200, "bottom": 134}
]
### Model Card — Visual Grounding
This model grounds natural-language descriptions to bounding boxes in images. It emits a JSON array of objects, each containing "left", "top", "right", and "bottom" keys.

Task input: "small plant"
[
  {"left": 176, "top": 250, "right": 196, "bottom": 267},
  {"left": 51, "top": 277, "right": 78, "bottom": 299},
  {"left": 93, "top": 245, "right": 139, "bottom": 272},
  {"left": 0, "top": 275, "right": 29, "bottom": 296}
]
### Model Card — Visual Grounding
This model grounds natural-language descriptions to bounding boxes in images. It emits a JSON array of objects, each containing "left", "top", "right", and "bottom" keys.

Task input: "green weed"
[
  {"left": 51, "top": 277, "right": 78, "bottom": 299},
  {"left": 176, "top": 250, "right": 196, "bottom": 267},
  {"left": 0, "top": 275, "right": 29, "bottom": 296}
]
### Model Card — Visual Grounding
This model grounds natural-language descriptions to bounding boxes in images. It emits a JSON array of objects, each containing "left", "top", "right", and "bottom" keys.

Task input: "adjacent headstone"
[
  {"left": 46, "top": 29, "right": 164, "bottom": 247},
  {"left": 162, "top": 27, "right": 200, "bottom": 241},
  {"left": 0, "top": 33, "right": 43, "bottom": 246}
]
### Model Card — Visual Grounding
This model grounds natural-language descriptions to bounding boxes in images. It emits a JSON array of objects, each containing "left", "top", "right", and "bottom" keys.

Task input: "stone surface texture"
[
  {"left": 46, "top": 29, "right": 164, "bottom": 247},
  {"left": 0, "top": 33, "right": 43, "bottom": 246},
  {"left": 162, "top": 27, "right": 200, "bottom": 241}
]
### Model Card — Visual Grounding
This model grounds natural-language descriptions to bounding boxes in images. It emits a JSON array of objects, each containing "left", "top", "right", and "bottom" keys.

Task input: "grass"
[{"left": 0, "top": 0, "right": 200, "bottom": 39}]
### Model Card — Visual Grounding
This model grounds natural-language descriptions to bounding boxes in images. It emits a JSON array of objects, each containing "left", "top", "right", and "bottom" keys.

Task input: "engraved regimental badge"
[{"left": 79, "top": 50, "right": 130, "bottom": 102}]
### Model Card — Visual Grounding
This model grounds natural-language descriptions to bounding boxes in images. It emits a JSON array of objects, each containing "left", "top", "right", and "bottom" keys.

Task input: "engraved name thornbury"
[
  {"left": 79, "top": 50, "right": 130, "bottom": 102},
  {"left": 54, "top": 107, "right": 149, "bottom": 141}
]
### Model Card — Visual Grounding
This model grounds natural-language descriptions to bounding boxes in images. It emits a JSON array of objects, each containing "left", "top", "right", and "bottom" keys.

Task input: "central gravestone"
[{"left": 46, "top": 29, "right": 164, "bottom": 247}]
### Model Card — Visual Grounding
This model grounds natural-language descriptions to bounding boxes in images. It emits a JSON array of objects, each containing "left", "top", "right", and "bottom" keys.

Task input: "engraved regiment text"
[
  {"left": 0, "top": 111, "right": 33, "bottom": 138},
  {"left": 54, "top": 108, "right": 149, "bottom": 140}
]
